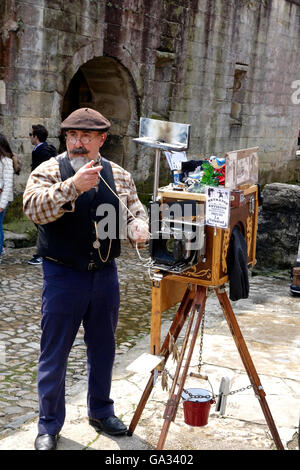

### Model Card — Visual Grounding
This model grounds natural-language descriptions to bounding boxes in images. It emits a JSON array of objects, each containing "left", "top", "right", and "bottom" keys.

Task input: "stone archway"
[{"left": 61, "top": 56, "right": 140, "bottom": 172}]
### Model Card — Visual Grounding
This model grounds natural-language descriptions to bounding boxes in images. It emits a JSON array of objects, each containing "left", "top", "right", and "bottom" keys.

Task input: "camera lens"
[{"left": 166, "top": 238, "right": 175, "bottom": 254}]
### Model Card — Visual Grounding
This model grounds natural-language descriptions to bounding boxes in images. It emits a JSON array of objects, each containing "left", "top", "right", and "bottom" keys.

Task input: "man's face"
[
  {"left": 29, "top": 132, "right": 38, "bottom": 146},
  {"left": 65, "top": 130, "right": 107, "bottom": 160}
]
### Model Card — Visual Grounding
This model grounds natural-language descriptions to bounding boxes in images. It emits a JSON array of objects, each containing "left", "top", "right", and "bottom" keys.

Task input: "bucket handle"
[
  {"left": 181, "top": 377, "right": 215, "bottom": 401},
  {"left": 188, "top": 372, "right": 216, "bottom": 399}
]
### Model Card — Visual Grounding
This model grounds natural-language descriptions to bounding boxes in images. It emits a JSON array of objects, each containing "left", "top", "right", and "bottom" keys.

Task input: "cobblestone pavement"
[
  {"left": 0, "top": 243, "right": 159, "bottom": 436},
  {"left": 0, "top": 244, "right": 299, "bottom": 450}
]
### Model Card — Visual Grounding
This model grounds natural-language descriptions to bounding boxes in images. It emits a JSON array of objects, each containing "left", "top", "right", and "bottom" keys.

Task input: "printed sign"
[
  {"left": 164, "top": 151, "right": 187, "bottom": 170},
  {"left": 205, "top": 186, "right": 230, "bottom": 229}
]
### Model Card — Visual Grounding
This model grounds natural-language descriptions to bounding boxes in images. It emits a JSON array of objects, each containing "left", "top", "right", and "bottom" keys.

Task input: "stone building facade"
[{"left": 1, "top": 0, "right": 300, "bottom": 194}]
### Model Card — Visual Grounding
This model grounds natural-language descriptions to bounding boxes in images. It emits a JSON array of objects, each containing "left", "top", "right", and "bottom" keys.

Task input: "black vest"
[{"left": 37, "top": 154, "right": 121, "bottom": 271}]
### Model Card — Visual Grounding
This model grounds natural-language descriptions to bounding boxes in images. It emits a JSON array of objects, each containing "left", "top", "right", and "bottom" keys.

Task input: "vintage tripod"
[{"left": 128, "top": 280, "right": 284, "bottom": 450}]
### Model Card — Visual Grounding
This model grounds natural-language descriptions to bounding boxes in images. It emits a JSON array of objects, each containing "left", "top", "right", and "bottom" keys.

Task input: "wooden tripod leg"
[
  {"left": 128, "top": 285, "right": 195, "bottom": 436},
  {"left": 215, "top": 287, "right": 284, "bottom": 450},
  {"left": 156, "top": 286, "right": 207, "bottom": 450},
  {"left": 127, "top": 372, "right": 155, "bottom": 436},
  {"left": 160, "top": 285, "right": 196, "bottom": 358}
]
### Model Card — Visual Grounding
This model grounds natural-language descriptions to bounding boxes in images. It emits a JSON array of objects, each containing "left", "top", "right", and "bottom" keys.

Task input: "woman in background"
[{"left": 0, "top": 134, "right": 14, "bottom": 262}]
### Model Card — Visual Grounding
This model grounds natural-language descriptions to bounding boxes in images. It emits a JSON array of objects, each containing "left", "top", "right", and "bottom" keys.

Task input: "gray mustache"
[{"left": 70, "top": 147, "right": 89, "bottom": 155}]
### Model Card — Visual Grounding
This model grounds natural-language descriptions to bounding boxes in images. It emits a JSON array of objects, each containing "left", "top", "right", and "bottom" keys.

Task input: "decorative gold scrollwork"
[
  {"left": 183, "top": 266, "right": 212, "bottom": 279},
  {"left": 246, "top": 216, "right": 253, "bottom": 257},
  {"left": 221, "top": 229, "right": 231, "bottom": 273}
]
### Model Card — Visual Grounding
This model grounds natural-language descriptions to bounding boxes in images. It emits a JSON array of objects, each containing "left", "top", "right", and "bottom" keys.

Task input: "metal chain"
[
  {"left": 163, "top": 367, "right": 253, "bottom": 399},
  {"left": 162, "top": 301, "right": 254, "bottom": 399},
  {"left": 227, "top": 384, "right": 253, "bottom": 396},
  {"left": 197, "top": 311, "right": 205, "bottom": 374},
  {"left": 182, "top": 384, "right": 253, "bottom": 400}
]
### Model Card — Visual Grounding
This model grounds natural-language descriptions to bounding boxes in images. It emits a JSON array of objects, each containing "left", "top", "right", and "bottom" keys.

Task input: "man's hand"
[
  {"left": 129, "top": 219, "right": 149, "bottom": 243},
  {"left": 72, "top": 160, "right": 103, "bottom": 193}
]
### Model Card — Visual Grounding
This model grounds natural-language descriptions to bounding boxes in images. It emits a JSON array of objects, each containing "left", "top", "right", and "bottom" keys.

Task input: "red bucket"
[{"left": 182, "top": 388, "right": 215, "bottom": 427}]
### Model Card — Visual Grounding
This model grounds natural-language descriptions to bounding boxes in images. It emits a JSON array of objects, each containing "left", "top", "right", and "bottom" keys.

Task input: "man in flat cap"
[{"left": 23, "top": 108, "right": 149, "bottom": 450}]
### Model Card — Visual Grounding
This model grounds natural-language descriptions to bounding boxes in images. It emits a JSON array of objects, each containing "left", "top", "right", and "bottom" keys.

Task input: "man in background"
[{"left": 28, "top": 124, "right": 57, "bottom": 265}]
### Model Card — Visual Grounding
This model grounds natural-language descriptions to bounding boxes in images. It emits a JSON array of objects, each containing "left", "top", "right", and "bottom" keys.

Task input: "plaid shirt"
[{"left": 23, "top": 152, "right": 148, "bottom": 241}]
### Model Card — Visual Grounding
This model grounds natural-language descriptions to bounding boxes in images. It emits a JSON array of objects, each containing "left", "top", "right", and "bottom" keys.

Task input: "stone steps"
[{"left": 3, "top": 230, "right": 32, "bottom": 249}]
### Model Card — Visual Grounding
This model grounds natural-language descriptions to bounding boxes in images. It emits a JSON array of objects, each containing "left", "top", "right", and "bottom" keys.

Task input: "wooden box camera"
[{"left": 150, "top": 147, "right": 259, "bottom": 288}]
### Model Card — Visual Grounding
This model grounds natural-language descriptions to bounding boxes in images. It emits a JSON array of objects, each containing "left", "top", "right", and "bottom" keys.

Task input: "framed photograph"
[{"left": 225, "top": 147, "right": 259, "bottom": 189}]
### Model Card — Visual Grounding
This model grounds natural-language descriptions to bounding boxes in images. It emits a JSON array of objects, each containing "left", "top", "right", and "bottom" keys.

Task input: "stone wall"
[
  {"left": 1, "top": 0, "right": 300, "bottom": 193},
  {"left": 256, "top": 183, "right": 300, "bottom": 269},
  {"left": 182, "top": 0, "right": 300, "bottom": 186}
]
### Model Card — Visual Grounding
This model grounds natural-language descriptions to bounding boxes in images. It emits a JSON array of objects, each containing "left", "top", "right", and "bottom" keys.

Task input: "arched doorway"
[{"left": 61, "top": 56, "right": 140, "bottom": 172}]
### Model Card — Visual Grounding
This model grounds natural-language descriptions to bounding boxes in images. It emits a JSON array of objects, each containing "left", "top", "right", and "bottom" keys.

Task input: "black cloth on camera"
[
  {"left": 181, "top": 160, "right": 206, "bottom": 177},
  {"left": 227, "top": 225, "right": 249, "bottom": 301}
]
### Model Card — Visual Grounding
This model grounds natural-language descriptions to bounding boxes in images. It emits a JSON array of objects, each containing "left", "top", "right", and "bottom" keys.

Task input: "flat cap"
[{"left": 61, "top": 108, "right": 111, "bottom": 131}]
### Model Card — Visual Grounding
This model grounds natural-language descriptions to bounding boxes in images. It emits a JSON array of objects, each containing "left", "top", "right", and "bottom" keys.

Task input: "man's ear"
[{"left": 99, "top": 132, "right": 107, "bottom": 147}]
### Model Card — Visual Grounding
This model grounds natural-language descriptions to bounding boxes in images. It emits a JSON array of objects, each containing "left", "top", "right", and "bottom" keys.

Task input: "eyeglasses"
[{"left": 66, "top": 134, "right": 99, "bottom": 145}]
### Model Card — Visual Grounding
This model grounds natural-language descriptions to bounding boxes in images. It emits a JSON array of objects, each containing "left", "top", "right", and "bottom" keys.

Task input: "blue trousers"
[
  {"left": 38, "top": 259, "right": 120, "bottom": 435},
  {"left": 0, "top": 204, "right": 8, "bottom": 256}
]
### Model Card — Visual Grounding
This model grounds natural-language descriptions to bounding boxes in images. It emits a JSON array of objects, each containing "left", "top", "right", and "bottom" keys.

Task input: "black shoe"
[
  {"left": 34, "top": 433, "right": 59, "bottom": 450},
  {"left": 290, "top": 284, "right": 300, "bottom": 296},
  {"left": 89, "top": 415, "right": 127, "bottom": 436},
  {"left": 28, "top": 256, "right": 42, "bottom": 265}
]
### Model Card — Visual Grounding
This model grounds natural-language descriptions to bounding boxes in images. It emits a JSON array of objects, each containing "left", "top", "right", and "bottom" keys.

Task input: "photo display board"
[{"left": 225, "top": 147, "right": 259, "bottom": 189}]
